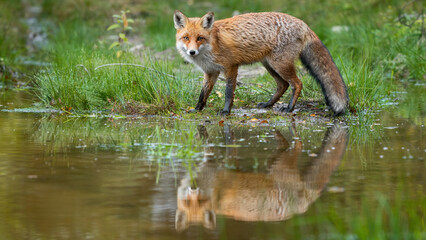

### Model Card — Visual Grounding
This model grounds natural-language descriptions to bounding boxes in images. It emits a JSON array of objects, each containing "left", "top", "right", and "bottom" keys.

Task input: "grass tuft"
[{"left": 35, "top": 23, "right": 198, "bottom": 114}]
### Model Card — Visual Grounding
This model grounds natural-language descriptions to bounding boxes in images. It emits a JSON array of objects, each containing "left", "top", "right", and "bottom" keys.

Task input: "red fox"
[{"left": 174, "top": 11, "right": 349, "bottom": 115}]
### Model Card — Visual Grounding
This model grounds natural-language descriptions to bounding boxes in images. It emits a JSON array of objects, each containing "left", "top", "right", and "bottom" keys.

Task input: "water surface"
[{"left": 0, "top": 91, "right": 424, "bottom": 239}]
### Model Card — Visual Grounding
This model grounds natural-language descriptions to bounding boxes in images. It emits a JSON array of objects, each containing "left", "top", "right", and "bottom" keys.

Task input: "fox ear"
[
  {"left": 201, "top": 11, "right": 214, "bottom": 30},
  {"left": 174, "top": 10, "right": 188, "bottom": 30}
]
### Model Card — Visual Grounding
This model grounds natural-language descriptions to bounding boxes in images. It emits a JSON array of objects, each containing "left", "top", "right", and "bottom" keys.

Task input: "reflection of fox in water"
[{"left": 176, "top": 125, "right": 348, "bottom": 230}]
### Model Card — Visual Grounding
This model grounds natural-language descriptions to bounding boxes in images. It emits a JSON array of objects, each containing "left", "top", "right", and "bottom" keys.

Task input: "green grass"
[
  {"left": 0, "top": 1, "right": 27, "bottom": 84},
  {"left": 1, "top": 0, "right": 423, "bottom": 120},
  {"left": 34, "top": 21, "right": 198, "bottom": 114}
]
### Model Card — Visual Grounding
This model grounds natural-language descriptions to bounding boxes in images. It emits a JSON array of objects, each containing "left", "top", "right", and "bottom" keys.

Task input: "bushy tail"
[{"left": 300, "top": 39, "right": 349, "bottom": 115}]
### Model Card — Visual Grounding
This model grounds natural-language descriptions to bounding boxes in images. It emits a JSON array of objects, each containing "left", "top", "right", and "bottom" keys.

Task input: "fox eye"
[
  {"left": 197, "top": 36, "right": 205, "bottom": 41},
  {"left": 183, "top": 36, "right": 189, "bottom": 40}
]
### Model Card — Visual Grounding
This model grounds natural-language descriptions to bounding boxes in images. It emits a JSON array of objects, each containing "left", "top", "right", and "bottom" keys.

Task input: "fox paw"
[
  {"left": 257, "top": 102, "right": 272, "bottom": 109},
  {"left": 218, "top": 110, "right": 230, "bottom": 116},
  {"left": 278, "top": 106, "right": 292, "bottom": 113}
]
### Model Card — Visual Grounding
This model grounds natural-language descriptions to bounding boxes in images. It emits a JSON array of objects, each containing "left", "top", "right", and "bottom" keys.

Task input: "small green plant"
[{"left": 107, "top": 10, "right": 134, "bottom": 58}]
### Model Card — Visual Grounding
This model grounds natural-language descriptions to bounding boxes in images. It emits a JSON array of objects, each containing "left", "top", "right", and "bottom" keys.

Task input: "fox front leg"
[
  {"left": 194, "top": 72, "right": 220, "bottom": 111},
  {"left": 219, "top": 66, "right": 238, "bottom": 116}
]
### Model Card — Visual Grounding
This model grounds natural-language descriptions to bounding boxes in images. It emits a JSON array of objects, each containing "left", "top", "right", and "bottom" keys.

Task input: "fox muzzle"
[{"left": 187, "top": 49, "right": 199, "bottom": 56}]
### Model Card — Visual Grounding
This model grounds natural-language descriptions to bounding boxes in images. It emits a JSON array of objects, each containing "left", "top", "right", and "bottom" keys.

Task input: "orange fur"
[{"left": 174, "top": 11, "right": 349, "bottom": 115}]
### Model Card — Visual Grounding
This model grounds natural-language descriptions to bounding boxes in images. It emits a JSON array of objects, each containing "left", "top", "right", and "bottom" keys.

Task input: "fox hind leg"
[
  {"left": 266, "top": 57, "right": 302, "bottom": 113},
  {"left": 279, "top": 65, "right": 302, "bottom": 113},
  {"left": 257, "top": 60, "right": 289, "bottom": 109}
]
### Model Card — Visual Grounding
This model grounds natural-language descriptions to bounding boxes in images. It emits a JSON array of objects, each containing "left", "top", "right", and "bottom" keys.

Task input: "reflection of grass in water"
[
  {"left": 348, "top": 116, "right": 385, "bottom": 145},
  {"left": 281, "top": 188, "right": 425, "bottom": 240},
  {"left": 148, "top": 125, "right": 200, "bottom": 160},
  {"left": 35, "top": 116, "right": 146, "bottom": 152},
  {"left": 34, "top": 117, "right": 201, "bottom": 154},
  {"left": 147, "top": 125, "right": 202, "bottom": 183},
  {"left": 34, "top": 117, "right": 204, "bottom": 182},
  {"left": 327, "top": 192, "right": 425, "bottom": 240},
  {"left": 34, "top": 113, "right": 389, "bottom": 169},
  {"left": 398, "top": 84, "right": 425, "bottom": 125}
]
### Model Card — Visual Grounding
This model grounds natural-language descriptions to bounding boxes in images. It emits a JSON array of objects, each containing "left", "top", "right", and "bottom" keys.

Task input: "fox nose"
[{"left": 189, "top": 50, "right": 196, "bottom": 55}]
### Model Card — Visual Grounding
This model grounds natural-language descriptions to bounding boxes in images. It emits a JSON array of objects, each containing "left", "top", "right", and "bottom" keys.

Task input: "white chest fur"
[{"left": 176, "top": 43, "right": 224, "bottom": 74}]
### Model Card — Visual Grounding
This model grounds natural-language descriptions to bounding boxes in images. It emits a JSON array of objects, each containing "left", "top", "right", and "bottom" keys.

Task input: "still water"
[{"left": 0, "top": 91, "right": 424, "bottom": 239}]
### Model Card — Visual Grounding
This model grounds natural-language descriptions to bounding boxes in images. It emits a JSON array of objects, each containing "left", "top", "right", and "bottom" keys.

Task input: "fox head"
[
  {"left": 173, "top": 10, "right": 214, "bottom": 57},
  {"left": 175, "top": 186, "right": 216, "bottom": 231}
]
